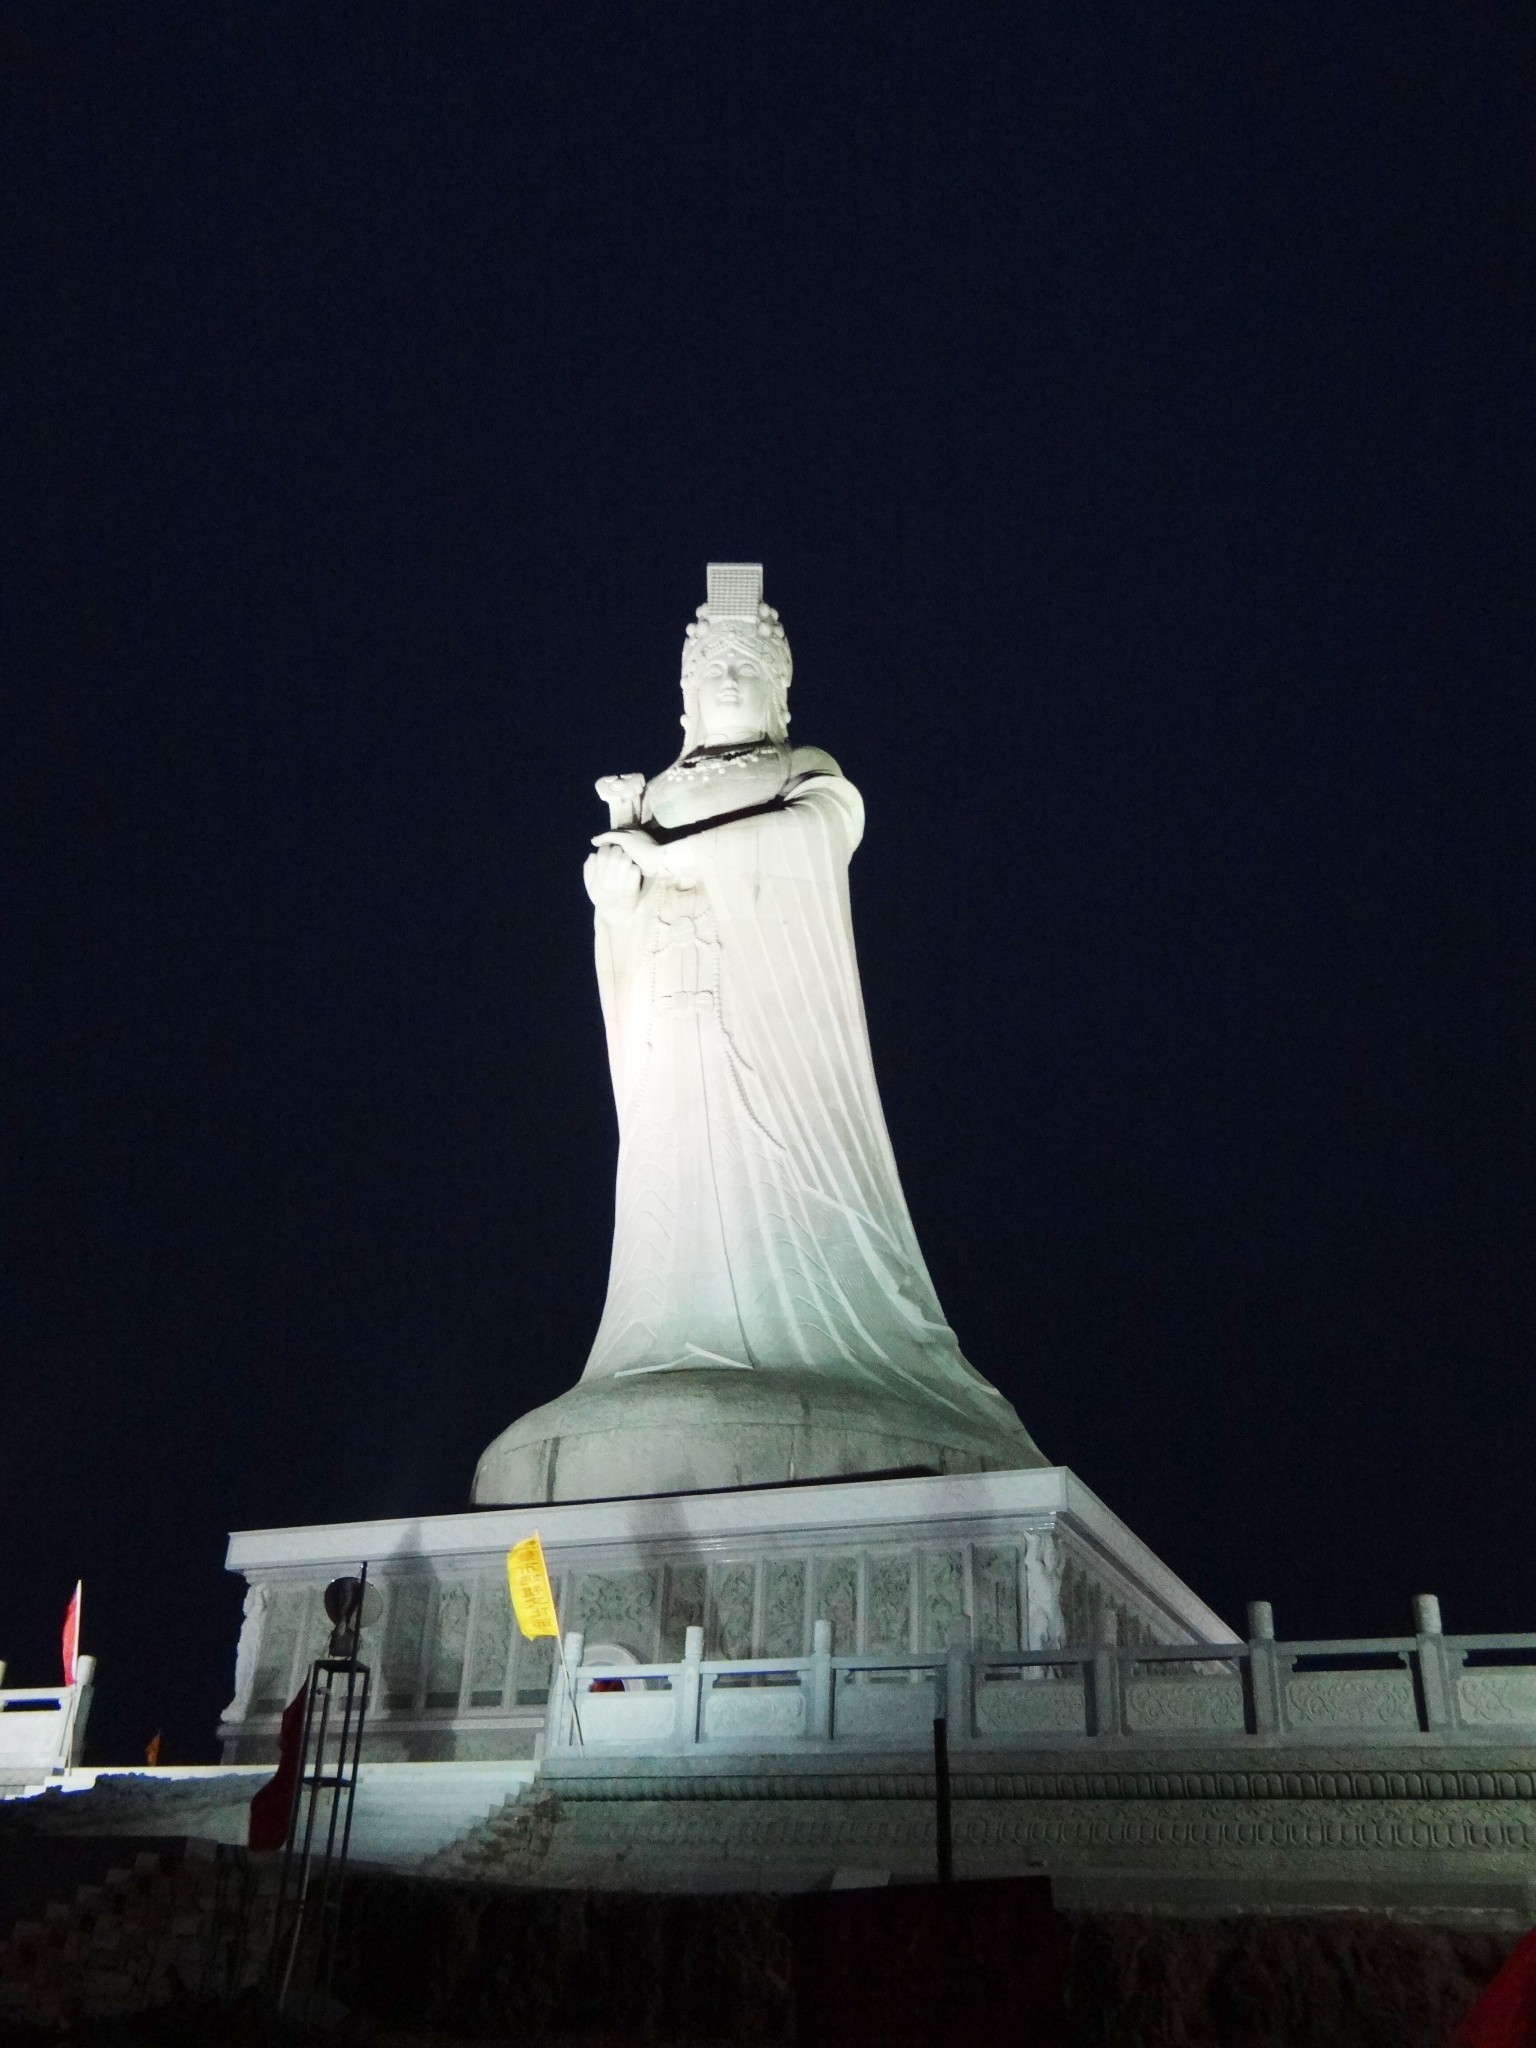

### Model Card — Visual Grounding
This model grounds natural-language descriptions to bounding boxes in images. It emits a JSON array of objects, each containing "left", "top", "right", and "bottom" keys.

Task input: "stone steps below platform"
[{"left": 348, "top": 1761, "right": 540, "bottom": 1870}]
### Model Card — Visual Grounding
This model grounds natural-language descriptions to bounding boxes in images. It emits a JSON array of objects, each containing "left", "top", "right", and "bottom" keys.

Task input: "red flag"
[
  {"left": 61, "top": 1583, "right": 81, "bottom": 1688},
  {"left": 1454, "top": 1927, "right": 1536, "bottom": 2047},
  {"left": 247, "top": 1684, "right": 309, "bottom": 1854}
]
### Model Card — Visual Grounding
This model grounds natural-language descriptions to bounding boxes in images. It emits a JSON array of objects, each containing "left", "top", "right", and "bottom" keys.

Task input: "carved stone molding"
[
  {"left": 538, "top": 1761, "right": 1536, "bottom": 1806},
  {"left": 465, "top": 1800, "right": 1536, "bottom": 1864}
]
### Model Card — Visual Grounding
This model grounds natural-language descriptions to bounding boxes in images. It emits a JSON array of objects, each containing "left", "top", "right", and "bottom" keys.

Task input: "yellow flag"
[{"left": 507, "top": 1534, "right": 559, "bottom": 1641}]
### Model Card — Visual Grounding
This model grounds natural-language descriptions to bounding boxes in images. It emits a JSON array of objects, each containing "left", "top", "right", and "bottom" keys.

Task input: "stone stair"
[
  {"left": 346, "top": 1760, "right": 541, "bottom": 1871},
  {"left": 0, "top": 1761, "right": 545, "bottom": 2024},
  {"left": 423, "top": 1775, "right": 558, "bottom": 1884},
  {"left": 0, "top": 1844, "right": 268, "bottom": 2027}
]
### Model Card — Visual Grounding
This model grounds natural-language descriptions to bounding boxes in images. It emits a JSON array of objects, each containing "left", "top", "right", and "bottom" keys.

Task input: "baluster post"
[
  {"left": 1413, "top": 1594, "right": 1455, "bottom": 1734},
  {"left": 810, "top": 1619, "right": 833, "bottom": 1742},
  {"left": 679, "top": 1624, "right": 704, "bottom": 1747},
  {"left": 945, "top": 1639, "right": 972, "bottom": 1746},
  {"left": 68, "top": 1654, "right": 97, "bottom": 1769},
  {"left": 1090, "top": 1607, "right": 1123, "bottom": 1739},
  {"left": 1246, "top": 1600, "right": 1281, "bottom": 1735}
]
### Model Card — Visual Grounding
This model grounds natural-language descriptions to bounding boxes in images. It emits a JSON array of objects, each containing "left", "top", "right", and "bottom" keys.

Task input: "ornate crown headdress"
[{"left": 679, "top": 563, "right": 793, "bottom": 745}]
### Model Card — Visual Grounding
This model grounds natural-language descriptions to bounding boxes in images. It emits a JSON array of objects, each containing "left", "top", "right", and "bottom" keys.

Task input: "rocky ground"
[{"left": 0, "top": 1845, "right": 1519, "bottom": 2044}]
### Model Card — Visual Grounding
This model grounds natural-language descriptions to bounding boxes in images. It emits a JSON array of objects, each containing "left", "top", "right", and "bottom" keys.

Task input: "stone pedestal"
[
  {"left": 219, "top": 1466, "right": 1233, "bottom": 1765},
  {"left": 473, "top": 1369, "right": 1046, "bottom": 1507}
]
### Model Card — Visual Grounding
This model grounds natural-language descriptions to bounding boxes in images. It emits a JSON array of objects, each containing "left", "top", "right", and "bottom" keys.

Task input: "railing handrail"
[
  {"left": 570, "top": 1653, "right": 940, "bottom": 1682},
  {"left": 980, "top": 1646, "right": 1210, "bottom": 1667},
  {"left": 573, "top": 1667, "right": 680, "bottom": 1684},
  {"left": 826, "top": 1654, "right": 945, "bottom": 1674},
  {"left": 568, "top": 1630, "right": 1536, "bottom": 1687}
]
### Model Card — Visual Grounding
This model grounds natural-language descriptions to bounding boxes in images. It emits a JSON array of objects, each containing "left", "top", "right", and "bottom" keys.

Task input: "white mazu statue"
[{"left": 473, "top": 564, "right": 1043, "bottom": 1503}]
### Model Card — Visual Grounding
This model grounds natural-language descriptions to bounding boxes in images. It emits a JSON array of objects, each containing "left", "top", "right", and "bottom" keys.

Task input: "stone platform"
[
  {"left": 219, "top": 1466, "right": 1233, "bottom": 1765},
  {"left": 434, "top": 1742, "right": 1536, "bottom": 1922},
  {"left": 5, "top": 1763, "right": 537, "bottom": 1875},
  {"left": 194, "top": 1463, "right": 1536, "bottom": 1920},
  {"left": 17, "top": 1578, "right": 1536, "bottom": 1921}
]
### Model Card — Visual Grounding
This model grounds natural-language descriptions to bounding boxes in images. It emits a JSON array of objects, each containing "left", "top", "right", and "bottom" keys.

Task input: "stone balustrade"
[
  {"left": 0, "top": 1662, "right": 96, "bottom": 1784},
  {"left": 545, "top": 1604, "right": 1536, "bottom": 1757}
]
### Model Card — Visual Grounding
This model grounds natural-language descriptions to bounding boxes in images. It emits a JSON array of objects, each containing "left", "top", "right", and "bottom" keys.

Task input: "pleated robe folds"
[{"left": 581, "top": 764, "right": 1029, "bottom": 1454}]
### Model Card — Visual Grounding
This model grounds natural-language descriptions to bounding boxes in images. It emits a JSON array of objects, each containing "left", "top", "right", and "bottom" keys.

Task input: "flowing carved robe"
[{"left": 580, "top": 744, "right": 1024, "bottom": 1449}]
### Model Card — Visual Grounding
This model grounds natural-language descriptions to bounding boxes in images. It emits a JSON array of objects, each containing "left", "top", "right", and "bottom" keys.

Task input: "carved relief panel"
[
  {"left": 468, "top": 1571, "right": 514, "bottom": 1708},
  {"left": 866, "top": 1555, "right": 912, "bottom": 1652},
  {"left": 816, "top": 1556, "right": 859, "bottom": 1653},
  {"left": 762, "top": 1560, "right": 807, "bottom": 1657},
  {"left": 513, "top": 1634, "right": 554, "bottom": 1707},
  {"left": 923, "top": 1550, "right": 968, "bottom": 1650},
  {"left": 1022, "top": 1530, "right": 1066, "bottom": 1651},
  {"left": 250, "top": 1583, "right": 307, "bottom": 1716},
  {"left": 972, "top": 1546, "right": 1020, "bottom": 1651},
  {"left": 230, "top": 1583, "right": 270, "bottom": 1718},
  {"left": 571, "top": 1570, "right": 660, "bottom": 1661},
  {"left": 381, "top": 1576, "right": 431, "bottom": 1712},
  {"left": 659, "top": 1563, "right": 707, "bottom": 1659},
  {"left": 1057, "top": 1550, "right": 1101, "bottom": 1646},
  {"left": 425, "top": 1580, "right": 472, "bottom": 1710},
  {"left": 299, "top": 1585, "right": 333, "bottom": 1671},
  {"left": 708, "top": 1562, "right": 757, "bottom": 1659}
]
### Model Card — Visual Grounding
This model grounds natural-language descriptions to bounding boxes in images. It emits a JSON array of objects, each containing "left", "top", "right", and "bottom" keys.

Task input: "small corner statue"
[{"left": 474, "top": 565, "right": 1043, "bottom": 1504}]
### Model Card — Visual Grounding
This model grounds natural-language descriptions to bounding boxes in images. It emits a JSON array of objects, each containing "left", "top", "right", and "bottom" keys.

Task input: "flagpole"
[{"left": 508, "top": 1533, "right": 584, "bottom": 1749}]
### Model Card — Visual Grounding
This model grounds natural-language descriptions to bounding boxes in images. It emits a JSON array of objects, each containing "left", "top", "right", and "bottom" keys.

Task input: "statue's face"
[{"left": 693, "top": 651, "right": 774, "bottom": 744}]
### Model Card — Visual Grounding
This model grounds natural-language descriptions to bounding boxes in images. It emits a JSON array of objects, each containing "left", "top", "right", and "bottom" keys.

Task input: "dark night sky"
[{"left": 4, "top": 6, "right": 1533, "bottom": 1765}]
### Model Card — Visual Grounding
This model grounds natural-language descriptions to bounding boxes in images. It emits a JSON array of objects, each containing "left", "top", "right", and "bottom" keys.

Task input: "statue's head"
[{"left": 679, "top": 563, "right": 792, "bottom": 751}]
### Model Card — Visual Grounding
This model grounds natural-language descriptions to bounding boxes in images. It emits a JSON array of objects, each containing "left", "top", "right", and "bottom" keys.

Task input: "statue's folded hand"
[
  {"left": 583, "top": 840, "right": 644, "bottom": 920},
  {"left": 593, "top": 826, "right": 704, "bottom": 889},
  {"left": 591, "top": 827, "right": 659, "bottom": 870}
]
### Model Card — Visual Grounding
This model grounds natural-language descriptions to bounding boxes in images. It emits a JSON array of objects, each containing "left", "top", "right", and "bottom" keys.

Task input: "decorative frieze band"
[
  {"left": 465, "top": 1803, "right": 1536, "bottom": 1861},
  {"left": 539, "top": 1762, "right": 1536, "bottom": 1806}
]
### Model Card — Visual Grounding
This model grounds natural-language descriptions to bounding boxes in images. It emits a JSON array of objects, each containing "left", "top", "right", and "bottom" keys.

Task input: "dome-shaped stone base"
[{"left": 471, "top": 1367, "right": 1047, "bottom": 1505}]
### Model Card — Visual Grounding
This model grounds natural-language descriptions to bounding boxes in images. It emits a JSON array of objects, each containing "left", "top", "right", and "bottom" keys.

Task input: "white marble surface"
[
  {"left": 224, "top": 1465, "right": 1237, "bottom": 1643},
  {"left": 8, "top": 1763, "right": 538, "bottom": 1872},
  {"left": 220, "top": 1466, "right": 1233, "bottom": 1764},
  {"left": 476, "top": 565, "right": 1041, "bottom": 1503}
]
